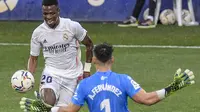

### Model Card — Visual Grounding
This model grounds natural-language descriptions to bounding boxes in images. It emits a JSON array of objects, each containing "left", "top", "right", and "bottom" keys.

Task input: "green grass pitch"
[{"left": 0, "top": 21, "right": 200, "bottom": 112}]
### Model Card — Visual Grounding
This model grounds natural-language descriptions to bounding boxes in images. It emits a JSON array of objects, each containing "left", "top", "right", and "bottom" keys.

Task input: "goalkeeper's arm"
[{"left": 132, "top": 68, "right": 195, "bottom": 106}]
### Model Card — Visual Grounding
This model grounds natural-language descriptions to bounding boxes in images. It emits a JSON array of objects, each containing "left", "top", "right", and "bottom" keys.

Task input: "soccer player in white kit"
[{"left": 19, "top": 0, "right": 93, "bottom": 112}]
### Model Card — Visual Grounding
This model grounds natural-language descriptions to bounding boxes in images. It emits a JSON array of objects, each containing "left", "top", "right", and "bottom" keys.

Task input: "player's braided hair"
[
  {"left": 94, "top": 42, "right": 114, "bottom": 63},
  {"left": 42, "top": 0, "right": 58, "bottom": 6}
]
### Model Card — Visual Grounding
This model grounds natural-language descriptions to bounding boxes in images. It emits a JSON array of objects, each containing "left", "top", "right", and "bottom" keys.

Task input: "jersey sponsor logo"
[
  {"left": 88, "top": 83, "right": 122, "bottom": 100},
  {"left": 43, "top": 43, "right": 70, "bottom": 54}
]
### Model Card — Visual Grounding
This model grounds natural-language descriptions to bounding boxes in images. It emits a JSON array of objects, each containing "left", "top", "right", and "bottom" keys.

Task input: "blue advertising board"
[{"left": 0, "top": 0, "right": 199, "bottom": 22}]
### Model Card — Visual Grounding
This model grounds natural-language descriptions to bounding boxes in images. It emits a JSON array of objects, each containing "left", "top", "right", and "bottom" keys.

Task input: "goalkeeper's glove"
[
  {"left": 19, "top": 91, "right": 51, "bottom": 112},
  {"left": 156, "top": 68, "right": 195, "bottom": 99},
  {"left": 165, "top": 68, "right": 195, "bottom": 96},
  {"left": 19, "top": 97, "right": 51, "bottom": 112}
]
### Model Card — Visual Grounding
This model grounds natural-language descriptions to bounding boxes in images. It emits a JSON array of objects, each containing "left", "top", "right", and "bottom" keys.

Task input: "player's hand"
[
  {"left": 165, "top": 68, "right": 195, "bottom": 96},
  {"left": 83, "top": 71, "right": 90, "bottom": 78},
  {"left": 19, "top": 97, "right": 40, "bottom": 112},
  {"left": 19, "top": 91, "right": 51, "bottom": 112},
  {"left": 174, "top": 68, "right": 195, "bottom": 88},
  {"left": 19, "top": 97, "right": 50, "bottom": 112}
]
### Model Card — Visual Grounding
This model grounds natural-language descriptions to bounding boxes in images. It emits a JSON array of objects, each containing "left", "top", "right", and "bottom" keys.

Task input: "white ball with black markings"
[
  {"left": 160, "top": 9, "right": 176, "bottom": 25},
  {"left": 11, "top": 70, "right": 35, "bottom": 93},
  {"left": 182, "top": 9, "right": 192, "bottom": 25}
]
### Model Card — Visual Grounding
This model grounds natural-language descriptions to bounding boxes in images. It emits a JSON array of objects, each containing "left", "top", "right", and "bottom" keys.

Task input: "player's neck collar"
[{"left": 96, "top": 70, "right": 112, "bottom": 73}]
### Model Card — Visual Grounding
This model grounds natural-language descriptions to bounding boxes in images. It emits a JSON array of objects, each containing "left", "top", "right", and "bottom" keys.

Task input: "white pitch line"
[
  {"left": 0, "top": 42, "right": 200, "bottom": 49},
  {"left": 0, "top": 43, "right": 29, "bottom": 46},
  {"left": 112, "top": 45, "right": 200, "bottom": 49}
]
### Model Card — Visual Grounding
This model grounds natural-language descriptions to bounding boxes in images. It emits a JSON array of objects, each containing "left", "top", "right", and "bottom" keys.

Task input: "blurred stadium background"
[{"left": 0, "top": 0, "right": 200, "bottom": 112}]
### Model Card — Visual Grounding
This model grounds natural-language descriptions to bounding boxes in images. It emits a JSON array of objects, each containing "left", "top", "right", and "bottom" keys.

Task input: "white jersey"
[{"left": 30, "top": 17, "right": 86, "bottom": 78}]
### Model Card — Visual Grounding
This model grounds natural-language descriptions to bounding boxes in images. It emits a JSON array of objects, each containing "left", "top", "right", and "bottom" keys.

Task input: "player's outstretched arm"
[
  {"left": 133, "top": 68, "right": 195, "bottom": 106},
  {"left": 133, "top": 88, "right": 161, "bottom": 106},
  {"left": 27, "top": 55, "right": 38, "bottom": 74},
  {"left": 81, "top": 34, "right": 94, "bottom": 78}
]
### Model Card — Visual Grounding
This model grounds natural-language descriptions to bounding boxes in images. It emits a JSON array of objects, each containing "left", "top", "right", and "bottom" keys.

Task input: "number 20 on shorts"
[{"left": 41, "top": 75, "right": 52, "bottom": 83}]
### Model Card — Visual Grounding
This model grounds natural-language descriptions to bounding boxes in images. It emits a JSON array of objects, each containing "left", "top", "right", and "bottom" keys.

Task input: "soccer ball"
[
  {"left": 160, "top": 9, "right": 176, "bottom": 25},
  {"left": 11, "top": 70, "right": 35, "bottom": 93},
  {"left": 182, "top": 9, "right": 192, "bottom": 25}
]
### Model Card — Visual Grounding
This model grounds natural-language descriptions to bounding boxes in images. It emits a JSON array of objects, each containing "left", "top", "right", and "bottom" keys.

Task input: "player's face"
[{"left": 42, "top": 5, "right": 59, "bottom": 28}]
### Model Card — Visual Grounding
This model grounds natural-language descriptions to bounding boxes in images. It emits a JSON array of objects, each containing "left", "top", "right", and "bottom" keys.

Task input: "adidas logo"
[{"left": 43, "top": 39, "right": 47, "bottom": 43}]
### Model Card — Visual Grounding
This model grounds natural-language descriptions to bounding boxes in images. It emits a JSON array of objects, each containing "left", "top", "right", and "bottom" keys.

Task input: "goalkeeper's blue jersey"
[{"left": 72, "top": 70, "right": 141, "bottom": 112}]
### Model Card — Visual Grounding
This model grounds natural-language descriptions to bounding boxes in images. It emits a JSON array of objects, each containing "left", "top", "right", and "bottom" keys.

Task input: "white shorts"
[{"left": 39, "top": 68, "right": 81, "bottom": 106}]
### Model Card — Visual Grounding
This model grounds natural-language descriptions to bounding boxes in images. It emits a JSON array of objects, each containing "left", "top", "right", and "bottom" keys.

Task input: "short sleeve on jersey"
[
  {"left": 123, "top": 75, "right": 141, "bottom": 98},
  {"left": 30, "top": 30, "right": 41, "bottom": 56},
  {"left": 72, "top": 80, "right": 86, "bottom": 106},
  {"left": 72, "top": 21, "right": 87, "bottom": 42}
]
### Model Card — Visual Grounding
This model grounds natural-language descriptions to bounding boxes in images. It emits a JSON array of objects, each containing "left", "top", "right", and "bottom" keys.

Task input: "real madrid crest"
[{"left": 63, "top": 33, "right": 68, "bottom": 40}]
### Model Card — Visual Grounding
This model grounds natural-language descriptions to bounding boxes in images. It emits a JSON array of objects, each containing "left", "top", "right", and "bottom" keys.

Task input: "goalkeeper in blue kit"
[
  {"left": 21, "top": 43, "right": 195, "bottom": 112},
  {"left": 57, "top": 42, "right": 195, "bottom": 112}
]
